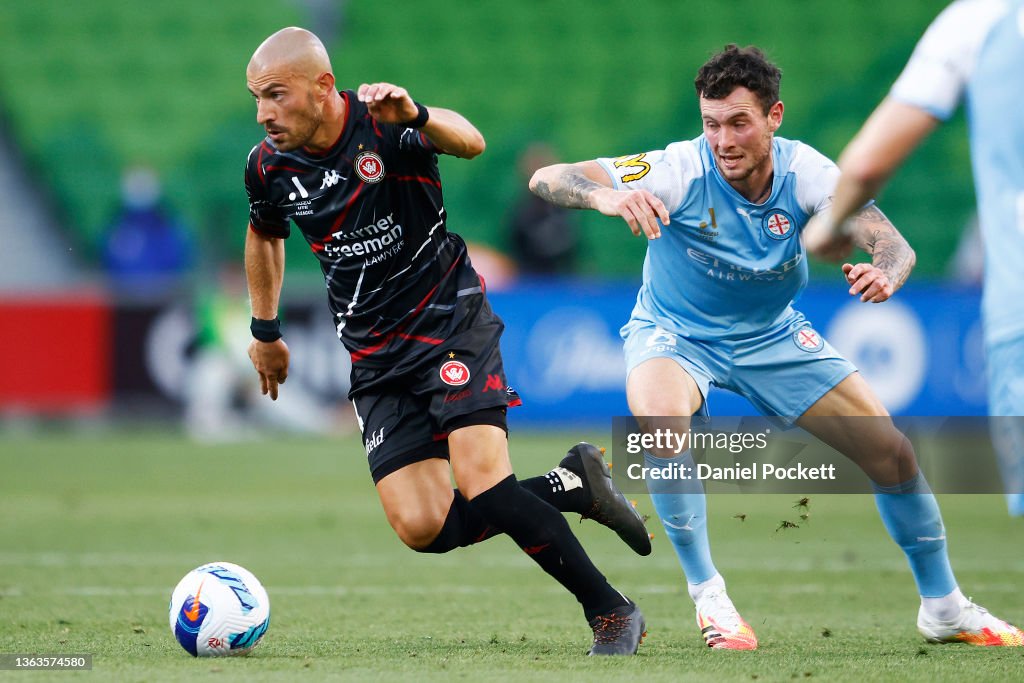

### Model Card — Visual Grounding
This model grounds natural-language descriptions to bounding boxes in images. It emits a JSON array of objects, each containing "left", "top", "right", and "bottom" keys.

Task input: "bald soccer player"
[{"left": 241, "top": 27, "right": 649, "bottom": 655}]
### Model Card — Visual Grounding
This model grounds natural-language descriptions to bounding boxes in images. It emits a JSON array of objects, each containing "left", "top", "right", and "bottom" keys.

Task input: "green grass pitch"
[{"left": 1, "top": 430, "right": 1022, "bottom": 681}]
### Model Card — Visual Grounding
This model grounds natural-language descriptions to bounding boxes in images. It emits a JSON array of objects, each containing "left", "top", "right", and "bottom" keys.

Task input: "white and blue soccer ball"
[{"left": 169, "top": 561, "right": 270, "bottom": 657}]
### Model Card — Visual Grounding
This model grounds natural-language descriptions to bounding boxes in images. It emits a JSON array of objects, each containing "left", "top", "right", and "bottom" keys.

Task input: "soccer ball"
[{"left": 169, "top": 561, "right": 270, "bottom": 657}]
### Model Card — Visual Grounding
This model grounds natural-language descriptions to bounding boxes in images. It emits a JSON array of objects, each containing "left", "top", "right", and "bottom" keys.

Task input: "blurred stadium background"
[{"left": 0, "top": 0, "right": 983, "bottom": 428}]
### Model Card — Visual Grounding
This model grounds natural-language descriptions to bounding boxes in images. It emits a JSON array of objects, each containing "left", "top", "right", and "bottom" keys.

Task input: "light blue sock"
[
  {"left": 872, "top": 473, "right": 957, "bottom": 598},
  {"left": 644, "top": 450, "right": 717, "bottom": 584}
]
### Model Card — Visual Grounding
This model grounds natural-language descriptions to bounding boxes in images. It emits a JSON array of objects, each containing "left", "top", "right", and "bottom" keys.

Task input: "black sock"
[
  {"left": 421, "top": 491, "right": 498, "bottom": 553},
  {"left": 422, "top": 465, "right": 589, "bottom": 554},
  {"left": 422, "top": 455, "right": 594, "bottom": 553},
  {"left": 520, "top": 465, "right": 589, "bottom": 514},
  {"left": 469, "top": 474, "right": 626, "bottom": 621}
]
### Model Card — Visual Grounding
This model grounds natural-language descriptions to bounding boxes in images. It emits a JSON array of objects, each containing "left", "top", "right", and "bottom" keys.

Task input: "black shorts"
[{"left": 350, "top": 305, "right": 522, "bottom": 484}]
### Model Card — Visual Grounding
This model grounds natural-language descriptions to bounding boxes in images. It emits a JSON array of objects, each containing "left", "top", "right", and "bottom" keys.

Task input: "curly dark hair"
[{"left": 694, "top": 44, "right": 782, "bottom": 114}]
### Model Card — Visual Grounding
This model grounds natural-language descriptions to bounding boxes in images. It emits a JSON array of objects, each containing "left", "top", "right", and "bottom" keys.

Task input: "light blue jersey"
[
  {"left": 891, "top": 0, "right": 1024, "bottom": 348},
  {"left": 597, "top": 135, "right": 838, "bottom": 341},
  {"left": 892, "top": 0, "right": 1024, "bottom": 512},
  {"left": 597, "top": 136, "right": 855, "bottom": 418}
]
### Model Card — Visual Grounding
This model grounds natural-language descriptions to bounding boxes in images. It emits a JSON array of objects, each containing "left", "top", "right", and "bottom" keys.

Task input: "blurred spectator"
[
  {"left": 100, "top": 165, "right": 193, "bottom": 288},
  {"left": 506, "top": 143, "right": 580, "bottom": 275},
  {"left": 186, "top": 265, "right": 347, "bottom": 442},
  {"left": 465, "top": 241, "right": 517, "bottom": 291}
]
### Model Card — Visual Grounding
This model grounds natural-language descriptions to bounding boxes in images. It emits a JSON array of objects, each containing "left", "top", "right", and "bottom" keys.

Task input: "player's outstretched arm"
[
  {"left": 357, "top": 82, "right": 485, "bottom": 159},
  {"left": 803, "top": 99, "right": 938, "bottom": 255},
  {"left": 529, "top": 161, "right": 668, "bottom": 239},
  {"left": 841, "top": 205, "right": 916, "bottom": 304},
  {"left": 245, "top": 227, "right": 289, "bottom": 400}
]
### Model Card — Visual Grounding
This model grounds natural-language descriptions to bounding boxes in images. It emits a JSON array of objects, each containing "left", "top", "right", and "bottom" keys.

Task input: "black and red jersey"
[{"left": 244, "top": 90, "right": 486, "bottom": 370}]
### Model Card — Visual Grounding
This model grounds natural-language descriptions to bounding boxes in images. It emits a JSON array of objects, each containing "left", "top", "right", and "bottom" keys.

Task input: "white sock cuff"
[
  {"left": 920, "top": 586, "right": 965, "bottom": 621},
  {"left": 688, "top": 572, "right": 726, "bottom": 602}
]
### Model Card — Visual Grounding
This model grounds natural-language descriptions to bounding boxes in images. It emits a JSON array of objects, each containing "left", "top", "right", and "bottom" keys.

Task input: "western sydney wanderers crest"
[
  {"left": 792, "top": 327, "right": 824, "bottom": 353},
  {"left": 354, "top": 151, "right": 385, "bottom": 183},
  {"left": 440, "top": 360, "right": 471, "bottom": 386},
  {"left": 762, "top": 209, "right": 795, "bottom": 241}
]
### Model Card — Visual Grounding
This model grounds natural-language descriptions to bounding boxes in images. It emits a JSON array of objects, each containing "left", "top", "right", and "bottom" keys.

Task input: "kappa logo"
[
  {"left": 354, "top": 151, "right": 385, "bottom": 183},
  {"left": 482, "top": 374, "right": 504, "bottom": 392},
  {"left": 320, "top": 170, "right": 342, "bottom": 189},
  {"left": 440, "top": 360, "right": 471, "bottom": 387},
  {"left": 793, "top": 327, "right": 824, "bottom": 353}
]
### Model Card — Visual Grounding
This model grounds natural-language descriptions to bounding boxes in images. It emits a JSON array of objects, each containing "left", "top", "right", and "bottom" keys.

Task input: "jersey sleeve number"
[{"left": 613, "top": 154, "right": 651, "bottom": 183}]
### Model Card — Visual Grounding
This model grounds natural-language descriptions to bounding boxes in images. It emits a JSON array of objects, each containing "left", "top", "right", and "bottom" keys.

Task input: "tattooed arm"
[
  {"left": 529, "top": 161, "right": 669, "bottom": 239},
  {"left": 840, "top": 204, "right": 916, "bottom": 303}
]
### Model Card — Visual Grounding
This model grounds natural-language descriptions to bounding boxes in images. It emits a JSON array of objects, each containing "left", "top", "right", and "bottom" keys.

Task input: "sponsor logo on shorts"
[
  {"left": 646, "top": 327, "right": 676, "bottom": 347},
  {"left": 762, "top": 209, "right": 795, "bottom": 241},
  {"left": 482, "top": 374, "right": 504, "bottom": 392},
  {"left": 644, "top": 327, "right": 677, "bottom": 354},
  {"left": 440, "top": 360, "right": 471, "bottom": 386},
  {"left": 793, "top": 327, "right": 824, "bottom": 353},
  {"left": 444, "top": 388, "right": 472, "bottom": 403},
  {"left": 364, "top": 427, "right": 385, "bottom": 453},
  {"left": 354, "top": 151, "right": 385, "bottom": 183}
]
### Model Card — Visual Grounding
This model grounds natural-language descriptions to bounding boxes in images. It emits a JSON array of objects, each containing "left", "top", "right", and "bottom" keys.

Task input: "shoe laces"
[
  {"left": 699, "top": 589, "right": 742, "bottom": 632},
  {"left": 961, "top": 597, "right": 993, "bottom": 627},
  {"left": 964, "top": 597, "right": 988, "bottom": 614},
  {"left": 591, "top": 613, "right": 631, "bottom": 643}
]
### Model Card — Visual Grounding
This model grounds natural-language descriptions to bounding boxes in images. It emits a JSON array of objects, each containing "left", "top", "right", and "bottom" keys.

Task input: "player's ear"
[
  {"left": 768, "top": 100, "right": 784, "bottom": 133},
  {"left": 314, "top": 71, "right": 336, "bottom": 99}
]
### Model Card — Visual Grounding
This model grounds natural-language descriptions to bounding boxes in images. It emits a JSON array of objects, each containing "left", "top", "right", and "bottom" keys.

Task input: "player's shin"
[
  {"left": 872, "top": 473, "right": 958, "bottom": 598},
  {"left": 644, "top": 449, "right": 719, "bottom": 593},
  {"left": 469, "top": 474, "right": 627, "bottom": 621},
  {"left": 419, "top": 491, "right": 497, "bottom": 553}
]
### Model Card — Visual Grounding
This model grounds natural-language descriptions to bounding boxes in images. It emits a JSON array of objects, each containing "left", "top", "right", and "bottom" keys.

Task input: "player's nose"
[
  {"left": 717, "top": 127, "right": 735, "bottom": 148},
  {"left": 255, "top": 100, "right": 274, "bottom": 125}
]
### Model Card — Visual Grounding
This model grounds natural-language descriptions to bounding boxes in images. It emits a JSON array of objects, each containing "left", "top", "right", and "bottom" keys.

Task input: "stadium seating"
[{"left": 0, "top": 1, "right": 968, "bottom": 277}]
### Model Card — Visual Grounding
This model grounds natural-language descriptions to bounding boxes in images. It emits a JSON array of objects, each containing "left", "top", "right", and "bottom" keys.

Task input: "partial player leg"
[
  {"left": 986, "top": 338, "right": 1024, "bottom": 517},
  {"left": 375, "top": 457, "right": 464, "bottom": 551},
  {"left": 628, "top": 357, "right": 757, "bottom": 650},
  {"left": 799, "top": 373, "right": 1023, "bottom": 646},
  {"left": 449, "top": 423, "right": 645, "bottom": 655}
]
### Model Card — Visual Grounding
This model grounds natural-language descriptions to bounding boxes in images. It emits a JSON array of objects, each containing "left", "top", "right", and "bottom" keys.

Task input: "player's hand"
[
  {"left": 357, "top": 82, "right": 418, "bottom": 125},
  {"left": 590, "top": 187, "right": 669, "bottom": 239},
  {"left": 842, "top": 262, "right": 894, "bottom": 303},
  {"left": 248, "top": 338, "right": 290, "bottom": 400},
  {"left": 802, "top": 211, "right": 853, "bottom": 262}
]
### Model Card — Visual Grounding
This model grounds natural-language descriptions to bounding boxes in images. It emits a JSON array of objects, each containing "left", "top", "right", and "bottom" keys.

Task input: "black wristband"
[
  {"left": 250, "top": 316, "right": 282, "bottom": 342},
  {"left": 408, "top": 101, "right": 429, "bottom": 128}
]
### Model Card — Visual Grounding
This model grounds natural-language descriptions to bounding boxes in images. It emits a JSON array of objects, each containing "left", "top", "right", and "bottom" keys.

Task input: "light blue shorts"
[{"left": 622, "top": 312, "right": 856, "bottom": 420}]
